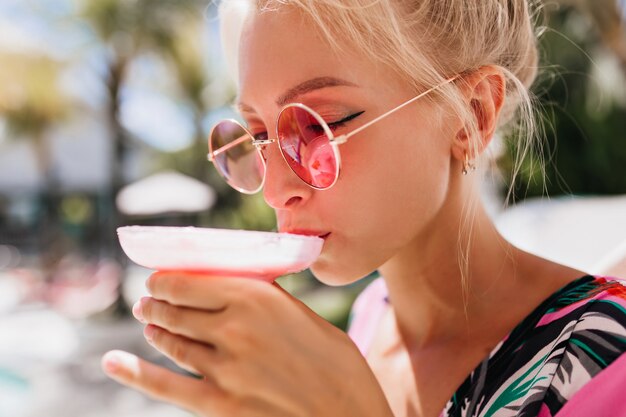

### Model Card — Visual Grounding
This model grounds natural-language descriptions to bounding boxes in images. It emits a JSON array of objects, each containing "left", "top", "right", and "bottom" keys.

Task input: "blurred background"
[{"left": 0, "top": 0, "right": 624, "bottom": 416}]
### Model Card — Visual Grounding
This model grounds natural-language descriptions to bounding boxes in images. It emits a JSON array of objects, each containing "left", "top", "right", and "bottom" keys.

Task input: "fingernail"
[
  {"left": 101, "top": 350, "right": 138, "bottom": 376},
  {"left": 103, "top": 353, "right": 119, "bottom": 373},
  {"left": 132, "top": 300, "right": 145, "bottom": 323}
]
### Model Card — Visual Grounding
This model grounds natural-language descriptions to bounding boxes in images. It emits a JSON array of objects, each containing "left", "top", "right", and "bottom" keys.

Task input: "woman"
[{"left": 102, "top": 1, "right": 626, "bottom": 416}]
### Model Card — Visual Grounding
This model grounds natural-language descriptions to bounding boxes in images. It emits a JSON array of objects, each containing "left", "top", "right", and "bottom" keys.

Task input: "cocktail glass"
[{"left": 117, "top": 226, "right": 324, "bottom": 282}]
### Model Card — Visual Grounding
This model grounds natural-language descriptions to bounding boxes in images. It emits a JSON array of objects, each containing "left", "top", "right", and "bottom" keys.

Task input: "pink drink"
[{"left": 117, "top": 226, "right": 324, "bottom": 282}]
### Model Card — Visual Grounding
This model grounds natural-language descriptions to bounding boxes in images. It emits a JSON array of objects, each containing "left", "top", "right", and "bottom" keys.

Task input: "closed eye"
[
  {"left": 306, "top": 111, "right": 365, "bottom": 135},
  {"left": 250, "top": 110, "right": 365, "bottom": 143}
]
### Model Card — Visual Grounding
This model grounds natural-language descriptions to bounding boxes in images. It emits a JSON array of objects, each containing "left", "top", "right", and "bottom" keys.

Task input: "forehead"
[{"left": 236, "top": 7, "right": 383, "bottom": 110}]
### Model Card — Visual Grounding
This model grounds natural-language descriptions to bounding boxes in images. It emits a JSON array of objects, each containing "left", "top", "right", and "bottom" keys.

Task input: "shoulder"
[
  {"left": 455, "top": 275, "right": 626, "bottom": 417},
  {"left": 536, "top": 275, "right": 626, "bottom": 338},
  {"left": 537, "top": 275, "right": 626, "bottom": 367},
  {"left": 549, "top": 348, "right": 626, "bottom": 416},
  {"left": 558, "top": 275, "right": 626, "bottom": 349},
  {"left": 541, "top": 275, "right": 626, "bottom": 415},
  {"left": 346, "top": 277, "right": 389, "bottom": 356},
  {"left": 496, "top": 275, "right": 626, "bottom": 416}
]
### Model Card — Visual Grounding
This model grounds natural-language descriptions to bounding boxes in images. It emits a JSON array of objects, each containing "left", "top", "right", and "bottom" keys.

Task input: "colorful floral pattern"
[{"left": 348, "top": 275, "right": 626, "bottom": 417}]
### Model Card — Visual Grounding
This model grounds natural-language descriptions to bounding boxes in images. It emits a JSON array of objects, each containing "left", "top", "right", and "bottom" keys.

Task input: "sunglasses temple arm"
[
  {"left": 338, "top": 76, "right": 459, "bottom": 143},
  {"left": 207, "top": 134, "right": 250, "bottom": 161}
]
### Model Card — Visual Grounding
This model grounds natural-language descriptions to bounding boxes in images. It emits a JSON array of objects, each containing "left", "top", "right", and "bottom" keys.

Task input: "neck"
[{"left": 377, "top": 196, "right": 538, "bottom": 351}]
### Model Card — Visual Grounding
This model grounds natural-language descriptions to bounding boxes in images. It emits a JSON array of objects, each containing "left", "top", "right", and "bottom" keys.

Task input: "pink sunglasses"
[{"left": 208, "top": 75, "right": 459, "bottom": 194}]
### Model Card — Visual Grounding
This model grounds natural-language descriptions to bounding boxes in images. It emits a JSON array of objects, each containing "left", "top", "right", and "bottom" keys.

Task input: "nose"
[{"left": 262, "top": 140, "right": 312, "bottom": 210}]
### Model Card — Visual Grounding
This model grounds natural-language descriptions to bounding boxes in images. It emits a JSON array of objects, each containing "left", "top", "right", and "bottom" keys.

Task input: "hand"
[{"left": 101, "top": 271, "right": 394, "bottom": 417}]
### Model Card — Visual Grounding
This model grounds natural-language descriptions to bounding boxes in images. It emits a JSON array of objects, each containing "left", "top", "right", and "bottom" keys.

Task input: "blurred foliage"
[
  {"left": 81, "top": 0, "right": 206, "bottom": 57},
  {"left": 499, "top": 5, "right": 626, "bottom": 201},
  {"left": 0, "top": 53, "right": 72, "bottom": 271},
  {"left": 0, "top": 53, "right": 68, "bottom": 137},
  {"left": 78, "top": 0, "right": 211, "bottom": 183}
]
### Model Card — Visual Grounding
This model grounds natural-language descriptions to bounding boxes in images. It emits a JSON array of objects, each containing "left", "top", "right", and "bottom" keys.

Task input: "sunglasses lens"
[
  {"left": 277, "top": 106, "right": 338, "bottom": 189},
  {"left": 210, "top": 120, "right": 264, "bottom": 193}
]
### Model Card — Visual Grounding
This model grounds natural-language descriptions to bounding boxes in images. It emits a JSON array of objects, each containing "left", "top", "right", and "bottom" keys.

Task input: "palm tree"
[
  {"left": 0, "top": 53, "right": 68, "bottom": 181},
  {"left": 78, "top": 0, "right": 209, "bottom": 253},
  {"left": 0, "top": 52, "right": 70, "bottom": 271}
]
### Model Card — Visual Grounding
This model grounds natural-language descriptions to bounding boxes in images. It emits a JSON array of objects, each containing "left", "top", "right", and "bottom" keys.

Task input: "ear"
[{"left": 451, "top": 66, "right": 506, "bottom": 163}]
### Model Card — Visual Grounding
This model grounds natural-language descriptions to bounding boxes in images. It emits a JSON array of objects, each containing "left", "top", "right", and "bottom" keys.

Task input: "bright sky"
[{"left": 0, "top": 0, "right": 81, "bottom": 58}]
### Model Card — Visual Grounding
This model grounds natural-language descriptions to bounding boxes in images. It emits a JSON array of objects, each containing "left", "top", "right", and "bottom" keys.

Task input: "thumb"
[{"left": 271, "top": 281, "right": 339, "bottom": 330}]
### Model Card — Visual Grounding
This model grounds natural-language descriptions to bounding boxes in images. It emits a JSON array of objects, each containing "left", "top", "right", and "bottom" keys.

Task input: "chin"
[{"left": 309, "top": 258, "right": 375, "bottom": 287}]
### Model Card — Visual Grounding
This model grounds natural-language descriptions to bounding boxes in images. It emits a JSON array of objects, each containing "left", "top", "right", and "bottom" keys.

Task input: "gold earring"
[{"left": 462, "top": 152, "right": 476, "bottom": 175}]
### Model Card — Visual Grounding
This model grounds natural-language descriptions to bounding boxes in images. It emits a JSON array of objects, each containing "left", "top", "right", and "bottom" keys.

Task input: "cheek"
[
  {"left": 344, "top": 117, "right": 452, "bottom": 223},
  {"left": 309, "top": 120, "right": 452, "bottom": 285}
]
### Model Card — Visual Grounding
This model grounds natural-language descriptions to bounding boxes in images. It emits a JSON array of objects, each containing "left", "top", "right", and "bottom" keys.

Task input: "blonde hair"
[
  {"left": 219, "top": 0, "right": 544, "bottom": 301},
  {"left": 224, "top": 0, "right": 541, "bottom": 161}
]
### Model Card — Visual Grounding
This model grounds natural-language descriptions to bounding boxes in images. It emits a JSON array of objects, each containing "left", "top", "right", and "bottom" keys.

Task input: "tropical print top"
[{"left": 347, "top": 275, "right": 626, "bottom": 417}]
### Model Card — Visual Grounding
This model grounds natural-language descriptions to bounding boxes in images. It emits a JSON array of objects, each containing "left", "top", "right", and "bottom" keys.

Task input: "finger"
[
  {"left": 271, "top": 281, "right": 335, "bottom": 329},
  {"left": 147, "top": 271, "right": 267, "bottom": 309},
  {"left": 101, "top": 350, "right": 226, "bottom": 416},
  {"left": 145, "top": 325, "right": 262, "bottom": 400},
  {"left": 143, "top": 324, "right": 222, "bottom": 380},
  {"left": 135, "top": 297, "right": 225, "bottom": 346}
]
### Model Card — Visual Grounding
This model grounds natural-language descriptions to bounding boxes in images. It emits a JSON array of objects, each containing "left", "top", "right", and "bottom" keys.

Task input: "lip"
[{"left": 282, "top": 229, "right": 331, "bottom": 239}]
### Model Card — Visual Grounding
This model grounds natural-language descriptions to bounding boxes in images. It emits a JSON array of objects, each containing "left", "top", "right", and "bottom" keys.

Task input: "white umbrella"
[
  {"left": 495, "top": 194, "right": 626, "bottom": 274},
  {"left": 116, "top": 170, "right": 216, "bottom": 216}
]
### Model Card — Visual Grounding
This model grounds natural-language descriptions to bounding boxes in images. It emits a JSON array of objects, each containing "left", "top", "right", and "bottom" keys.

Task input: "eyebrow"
[{"left": 236, "top": 76, "right": 359, "bottom": 113}]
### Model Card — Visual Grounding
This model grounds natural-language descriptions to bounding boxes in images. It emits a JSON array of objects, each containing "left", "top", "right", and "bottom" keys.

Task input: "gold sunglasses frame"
[{"left": 208, "top": 75, "right": 460, "bottom": 194}]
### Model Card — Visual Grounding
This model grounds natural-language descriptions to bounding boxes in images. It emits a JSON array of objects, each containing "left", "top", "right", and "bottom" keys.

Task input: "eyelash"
[{"left": 250, "top": 111, "right": 365, "bottom": 141}]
